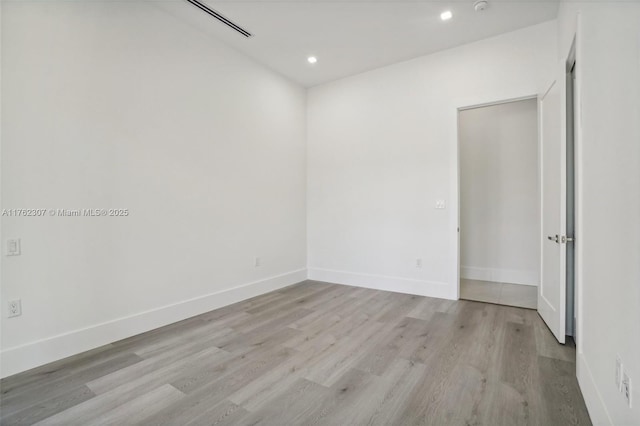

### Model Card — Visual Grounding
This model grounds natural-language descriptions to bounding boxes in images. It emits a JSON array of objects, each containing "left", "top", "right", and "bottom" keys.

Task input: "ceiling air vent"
[{"left": 185, "top": 0, "right": 253, "bottom": 38}]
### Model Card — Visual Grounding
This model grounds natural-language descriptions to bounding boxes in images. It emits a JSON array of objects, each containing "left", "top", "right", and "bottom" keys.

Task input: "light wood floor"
[
  {"left": 0, "top": 280, "right": 591, "bottom": 426},
  {"left": 461, "top": 279, "right": 538, "bottom": 309}
]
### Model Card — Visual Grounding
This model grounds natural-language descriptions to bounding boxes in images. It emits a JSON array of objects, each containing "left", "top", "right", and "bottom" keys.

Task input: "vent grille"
[{"left": 185, "top": 0, "right": 253, "bottom": 38}]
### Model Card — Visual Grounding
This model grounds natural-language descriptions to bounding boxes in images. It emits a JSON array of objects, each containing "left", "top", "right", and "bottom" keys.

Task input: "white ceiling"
[{"left": 156, "top": 0, "right": 560, "bottom": 87}]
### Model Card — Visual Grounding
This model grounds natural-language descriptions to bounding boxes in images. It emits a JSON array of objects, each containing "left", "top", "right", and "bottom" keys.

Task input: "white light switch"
[
  {"left": 6, "top": 239, "right": 21, "bottom": 256},
  {"left": 435, "top": 200, "right": 446, "bottom": 209}
]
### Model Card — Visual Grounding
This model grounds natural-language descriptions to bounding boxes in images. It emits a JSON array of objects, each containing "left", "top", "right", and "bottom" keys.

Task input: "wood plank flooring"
[{"left": 0, "top": 280, "right": 591, "bottom": 426}]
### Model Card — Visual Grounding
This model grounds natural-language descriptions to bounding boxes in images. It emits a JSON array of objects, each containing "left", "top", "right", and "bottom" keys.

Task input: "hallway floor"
[{"left": 460, "top": 279, "right": 538, "bottom": 309}]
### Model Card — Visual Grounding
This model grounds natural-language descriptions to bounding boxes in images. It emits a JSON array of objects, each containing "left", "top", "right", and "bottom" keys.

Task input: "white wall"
[
  {"left": 307, "top": 22, "right": 556, "bottom": 299},
  {"left": 459, "top": 99, "right": 539, "bottom": 286},
  {"left": 0, "top": 1, "right": 307, "bottom": 377},
  {"left": 555, "top": 2, "right": 640, "bottom": 425}
]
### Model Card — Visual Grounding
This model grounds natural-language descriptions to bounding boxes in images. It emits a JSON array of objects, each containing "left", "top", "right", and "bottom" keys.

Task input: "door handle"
[{"left": 547, "top": 235, "right": 575, "bottom": 243}]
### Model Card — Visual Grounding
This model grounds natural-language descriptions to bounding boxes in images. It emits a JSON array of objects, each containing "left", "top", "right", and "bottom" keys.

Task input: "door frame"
[
  {"left": 565, "top": 40, "right": 577, "bottom": 339},
  {"left": 565, "top": 31, "right": 583, "bottom": 352},
  {"left": 455, "top": 94, "right": 541, "bottom": 300}
]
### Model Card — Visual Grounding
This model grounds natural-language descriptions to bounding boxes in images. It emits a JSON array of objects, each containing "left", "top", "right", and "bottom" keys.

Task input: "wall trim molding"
[
  {"left": 0, "top": 269, "right": 307, "bottom": 378},
  {"left": 460, "top": 266, "right": 538, "bottom": 286},
  {"left": 308, "top": 267, "right": 453, "bottom": 300},
  {"left": 577, "top": 353, "right": 612, "bottom": 426}
]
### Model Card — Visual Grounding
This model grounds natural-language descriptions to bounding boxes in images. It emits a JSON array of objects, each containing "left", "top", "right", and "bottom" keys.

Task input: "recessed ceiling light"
[
  {"left": 307, "top": 56, "right": 318, "bottom": 64},
  {"left": 440, "top": 10, "right": 453, "bottom": 21}
]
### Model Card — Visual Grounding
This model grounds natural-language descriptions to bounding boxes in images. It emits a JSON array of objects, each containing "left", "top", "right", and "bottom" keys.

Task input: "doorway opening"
[{"left": 458, "top": 98, "right": 540, "bottom": 309}]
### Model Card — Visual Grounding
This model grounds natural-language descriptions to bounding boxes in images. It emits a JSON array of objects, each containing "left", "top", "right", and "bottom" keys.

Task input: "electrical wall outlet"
[
  {"left": 622, "top": 371, "right": 632, "bottom": 408},
  {"left": 8, "top": 299, "right": 22, "bottom": 317},
  {"left": 6, "top": 239, "right": 21, "bottom": 256},
  {"left": 616, "top": 356, "right": 623, "bottom": 391},
  {"left": 435, "top": 200, "right": 446, "bottom": 209},
  {"left": 416, "top": 258, "right": 422, "bottom": 268}
]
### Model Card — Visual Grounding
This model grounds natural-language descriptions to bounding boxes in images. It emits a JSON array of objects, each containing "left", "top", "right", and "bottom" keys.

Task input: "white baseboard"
[
  {"left": 461, "top": 266, "right": 538, "bottom": 286},
  {"left": 308, "top": 267, "right": 453, "bottom": 300},
  {"left": 0, "top": 268, "right": 307, "bottom": 379},
  {"left": 577, "top": 353, "right": 613, "bottom": 426}
]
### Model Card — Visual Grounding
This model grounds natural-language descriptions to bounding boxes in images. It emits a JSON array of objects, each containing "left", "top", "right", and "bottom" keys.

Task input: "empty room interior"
[{"left": 1, "top": 0, "right": 639, "bottom": 425}]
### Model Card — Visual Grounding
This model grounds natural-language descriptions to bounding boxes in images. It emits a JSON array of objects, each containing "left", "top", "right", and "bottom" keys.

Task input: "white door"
[{"left": 539, "top": 80, "right": 566, "bottom": 344}]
